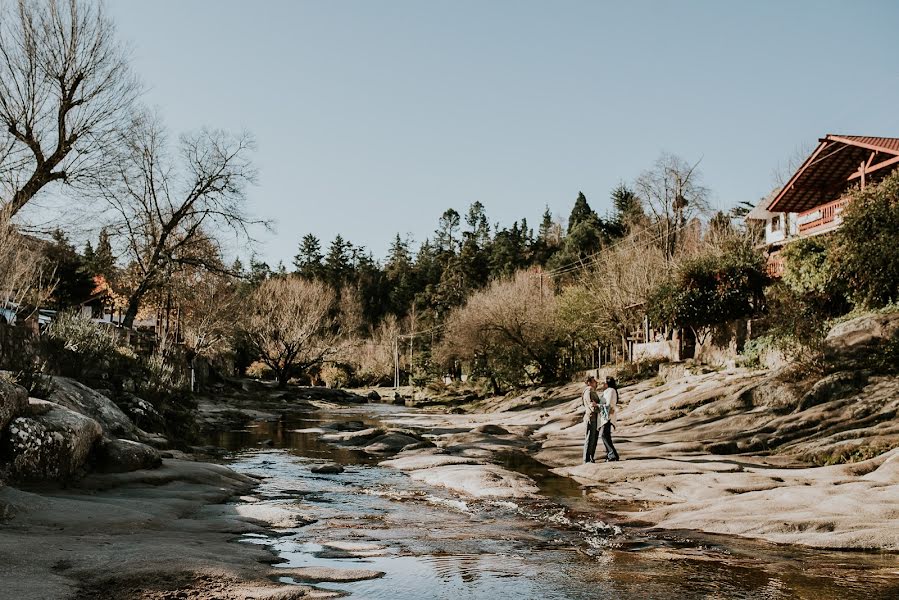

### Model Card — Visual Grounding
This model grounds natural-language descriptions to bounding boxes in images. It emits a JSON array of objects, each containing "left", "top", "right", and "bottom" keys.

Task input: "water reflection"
[{"left": 207, "top": 407, "right": 899, "bottom": 600}]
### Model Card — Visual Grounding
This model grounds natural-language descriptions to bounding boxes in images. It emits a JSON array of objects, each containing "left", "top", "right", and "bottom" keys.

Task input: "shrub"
[
  {"left": 246, "top": 360, "right": 274, "bottom": 380},
  {"left": 647, "top": 236, "right": 767, "bottom": 341},
  {"left": 832, "top": 170, "right": 899, "bottom": 308},
  {"left": 320, "top": 363, "right": 350, "bottom": 389},
  {"left": 615, "top": 358, "right": 664, "bottom": 386}
]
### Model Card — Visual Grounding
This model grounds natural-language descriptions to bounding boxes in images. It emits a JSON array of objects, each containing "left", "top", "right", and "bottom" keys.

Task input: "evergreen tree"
[
  {"left": 568, "top": 192, "right": 595, "bottom": 233},
  {"left": 82, "top": 240, "right": 95, "bottom": 265},
  {"left": 248, "top": 257, "right": 272, "bottom": 286},
  {"left": 435, "top": 209, "right": 461, "bottom": 254},
  {"left": 46, "top": 229, "right": 95, "bottom": 308},
  {"left": 293, "top": 234, "right": 324, "bottom": 279},
  {"left": 464, "top": 201, "right": 490, "bottom": 246},
  {"left": 610, "top": 183, "right": 644, "bottom": 233},
  {"left": 538, "top": 206, "right": 553, "bottom": 241},
  {"left": 324, "top": 234, "right": 352, "bottom": 287},
  {"left": 231, "top": 257, "right": 245, "bottom": 279},
  {"left": 93, "top": 228, "right": 116, "bottom": 278}
]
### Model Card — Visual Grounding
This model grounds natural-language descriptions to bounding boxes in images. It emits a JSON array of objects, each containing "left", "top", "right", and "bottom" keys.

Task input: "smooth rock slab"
[{"left": 275, "top": 566, "right": 385, "bottom": 583}]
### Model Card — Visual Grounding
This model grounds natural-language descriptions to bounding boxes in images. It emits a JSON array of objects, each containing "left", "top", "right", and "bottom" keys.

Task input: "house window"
[{"left": 770, "top": 215, "right": 781, "bottom": 232}]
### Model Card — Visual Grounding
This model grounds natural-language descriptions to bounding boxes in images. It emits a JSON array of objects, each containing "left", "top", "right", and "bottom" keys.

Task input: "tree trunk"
[{"left": 122, "top": 295, "right": 141, "bottom": 329}]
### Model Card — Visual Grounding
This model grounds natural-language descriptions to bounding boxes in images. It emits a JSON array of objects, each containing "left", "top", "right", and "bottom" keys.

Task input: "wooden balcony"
[
  {"left": 766, "top": 252, "right": 785, "bottom": 278},
  {"left": 797, "top": 197, "right": 850, "bottom": 236}
]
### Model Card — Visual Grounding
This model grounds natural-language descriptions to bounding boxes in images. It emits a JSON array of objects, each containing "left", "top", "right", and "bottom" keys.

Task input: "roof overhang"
[{"left": 768, "top": 135, "right": 899, "bottom": 213}]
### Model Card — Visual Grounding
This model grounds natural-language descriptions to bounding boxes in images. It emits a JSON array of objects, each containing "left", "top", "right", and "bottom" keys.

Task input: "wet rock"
[
  {"left": 95, "top": 437, "right": 162, "bottom": 473},
  {"left": 3, "top": 400, "right": 102, "bottom": 482},
  {"left": 258, "top": 438, "right": 275, "bottom": 447},
  {"left": 364, "top": 432, "right": 424, "bottom": 454},
  {"left": 332, "top": 420, "right": 365, "bottom": 432},
  {"left": 311, "top": 463, "right": 344, "bottom": 474},
  {"left": 392, "top": 393, "right": 405, "bottom": 406},
  {"left": 0, "top": 379, "right": 27, "bottom": 432},
  {"left": 473, "top": 424, "right": 510, "bottom": 435},
  {"left": 321, "top": 427, "right": 385, "bottom": 445},
  {"left": 275, "top": 566, "right": 384, "bottom": 583},
  {"left": 48, "top": 377, "right": 136, "bottom": 438},
  {"left": 367, "top": 390, "right": 381, "bottom": 402}
]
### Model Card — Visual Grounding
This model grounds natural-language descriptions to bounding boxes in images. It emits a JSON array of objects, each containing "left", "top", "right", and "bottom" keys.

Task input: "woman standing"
[
  {"left": 599, "top": 376, "right": 620, "bottom": 461},
  {"left": 582, "top": 375, "right": 600, "bottom": 463}
]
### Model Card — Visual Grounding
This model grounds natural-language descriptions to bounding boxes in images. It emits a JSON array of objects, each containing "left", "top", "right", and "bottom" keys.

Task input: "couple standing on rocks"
[{"left": 582, "top": 375, "right": 619, "bottom": 464}]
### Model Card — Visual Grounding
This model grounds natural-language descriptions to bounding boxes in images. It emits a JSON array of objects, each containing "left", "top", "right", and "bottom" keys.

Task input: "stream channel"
[{"left": 206, "top": 403, "right": 898, "bottom": 599}]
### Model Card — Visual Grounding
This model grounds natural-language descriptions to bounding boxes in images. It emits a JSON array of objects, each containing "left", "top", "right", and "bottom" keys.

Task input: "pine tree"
[
  {"left": 231, "top": 257, "right": 245, "bottom": 278},
  {"left": 435, "top": 209, "right": 461, "bottom": 254},
  {"left": 324, "top": 234, "right": 352, "bottom": 287},
  {"left": 568, "top": 192, "right": 595, "bottom": 233},
  {"left": 93, "top": 228, "right": 116, "bottom": 278},
  {"left": 610, "top": 183, "right": 644, "bottom": 231},
  {"left": 465, "top": 201, "right": 490, "bottom": 246},
  {"left": 46, "top": 229, "right": 95, "bottom": 308},
  {"left": 248, "top": 258, "right": 272, "bottom": 286},
  {"left": 293, "top": 234, "right": 324, "bottom": 279}
]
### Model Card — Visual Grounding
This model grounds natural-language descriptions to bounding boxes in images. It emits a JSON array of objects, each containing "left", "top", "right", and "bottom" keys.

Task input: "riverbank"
[{"left": 375, "top": 366, "right": 899, "bottom": 551}]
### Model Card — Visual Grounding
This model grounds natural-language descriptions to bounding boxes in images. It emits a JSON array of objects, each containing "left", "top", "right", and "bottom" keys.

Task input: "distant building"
[{"left": 748, "top": 134, "right": 899, "bottom": 276}]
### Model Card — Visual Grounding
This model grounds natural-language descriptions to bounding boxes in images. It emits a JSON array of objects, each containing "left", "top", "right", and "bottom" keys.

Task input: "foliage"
[
  {"left": 615, "top": 358, "right": 664, "bottom": 387},
  {"left": 831, "top": 170, "right": 899, "bottom": 308},
  {"left": 44, "top": 311, "right": 122, "bottom": 374},
  {"left": 245, "top": 360, "right": 274, "bottom": 380},
  {"left": 647, "top": 235, "right": 767, "bottom": 338},
  {"left": 436, "top": 271, "right": 567, "bottom": 389}
]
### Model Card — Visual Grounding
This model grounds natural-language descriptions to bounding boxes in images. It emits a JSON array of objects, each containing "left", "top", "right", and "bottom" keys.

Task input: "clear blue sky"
[{"left": 107, "top": 0, "right": 899, "bottom": 267}]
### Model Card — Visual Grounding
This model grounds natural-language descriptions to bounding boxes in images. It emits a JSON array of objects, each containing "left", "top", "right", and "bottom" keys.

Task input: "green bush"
[
  {"left": 648, "top": 236, "right": 768, "bottom": 333},
  {"left": 832, "top": 170, "right": 899, "bottom": 308}
]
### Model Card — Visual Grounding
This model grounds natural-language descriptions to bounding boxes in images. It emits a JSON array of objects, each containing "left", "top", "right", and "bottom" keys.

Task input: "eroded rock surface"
[{"left": 3, "top": 400, "right": 102, "bottom": 482}]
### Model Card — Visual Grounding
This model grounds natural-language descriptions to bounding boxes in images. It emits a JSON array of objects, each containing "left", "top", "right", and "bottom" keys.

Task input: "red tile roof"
[{"left": 768, "top": 134, "right": 899, "bottom": 213}]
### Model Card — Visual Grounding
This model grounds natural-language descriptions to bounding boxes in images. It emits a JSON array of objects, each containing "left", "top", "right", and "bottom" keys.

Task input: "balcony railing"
[
  {"left": 798, "top": 197, "right": 850, "bottom": 235},
  {"left": 767, "top": 252, "right": 785, "bottom": 278}
]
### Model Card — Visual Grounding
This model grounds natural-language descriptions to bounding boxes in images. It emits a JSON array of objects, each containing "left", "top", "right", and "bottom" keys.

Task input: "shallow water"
[{"left": 208, "top": 405, "right": 899, "bottom": 599}]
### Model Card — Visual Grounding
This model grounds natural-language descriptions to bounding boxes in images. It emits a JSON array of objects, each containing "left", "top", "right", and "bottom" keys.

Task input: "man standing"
[
  {"left": 582, "top": 375, "right": 600, "bottom": 463},
  {"left": 599, "top": 376, "right": 620, "bottom": 461}
]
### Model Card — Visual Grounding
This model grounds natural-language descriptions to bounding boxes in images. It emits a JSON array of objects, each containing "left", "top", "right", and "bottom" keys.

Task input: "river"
[{"left": 205, "top": 403, "right": 899, "bottom": 599}]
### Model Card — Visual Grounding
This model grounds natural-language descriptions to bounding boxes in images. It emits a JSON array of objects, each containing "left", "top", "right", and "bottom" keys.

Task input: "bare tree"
[
  {"left": 0, "top": 0, "right": 140, "bottom": 216},
  {"left": 635, "top": 153, "right": 710, "bottom": 259},
  {"left": 437, "top": 271, "right": 563, "bottom": 387},
  {"left": 102, "top": 113, "right": 259, "bottom": 328},
  {"left": 176, "top": 269, "right": 240, "bottom": 390},
  {"left": 572, "top": 229, "right": 669, "bottom": 354},
  {"left": 243, "top": 276, "right": 339, "bottom": 389},
  {"left": 0, "top": 205, "right": 52, "bottom": 313}
]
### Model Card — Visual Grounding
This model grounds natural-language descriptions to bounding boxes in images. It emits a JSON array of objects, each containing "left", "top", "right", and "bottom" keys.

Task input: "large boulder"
[
  {"left": 117, "top": 392, "right": 166, "bottom": 433},
  {"left": 0, "top": 379, "right": 28, "bottom": 433},
  {"left": 48, "top": 377, "right": 136, "bottom": 438},
  {"left": 2, "top": 400, "right": 102, "bottom": 481},
  {"left": 94, "top": 437, "right": 162, "bottom": 473},
  {"left": 824, "top": 312, "right": 899, "bottom": 360}
]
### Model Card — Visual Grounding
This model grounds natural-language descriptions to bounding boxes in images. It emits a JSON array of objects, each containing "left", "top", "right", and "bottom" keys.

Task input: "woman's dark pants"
[
  {"left": 601, "top": 422, "right": 619, "bottom": 461},
  {"left": 583, "top": 415, "right": 598, "bottom": 463}
]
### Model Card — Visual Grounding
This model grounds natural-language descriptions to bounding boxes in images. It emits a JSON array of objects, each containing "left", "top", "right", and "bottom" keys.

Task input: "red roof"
[{"left": 768, "top": 134, "right": 899, "bottom": 213}]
